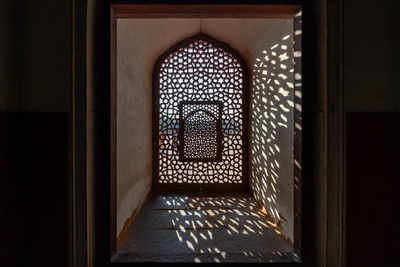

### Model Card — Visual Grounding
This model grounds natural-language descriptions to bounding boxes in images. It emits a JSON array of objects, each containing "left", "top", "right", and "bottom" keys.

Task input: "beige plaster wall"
[
  {"left": 248, "top": 21, "right": 295, "bottom": 242},
  {"left": 116, "top": 19, "right": 199, "bottom": 236},
  {"left": 116, "top": 18, "right": 295, "bottom": 241}
]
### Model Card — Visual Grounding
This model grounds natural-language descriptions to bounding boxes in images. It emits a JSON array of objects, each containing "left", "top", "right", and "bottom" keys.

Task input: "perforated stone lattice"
[
  {"left": 157, "top": 38, "right": 244, "bottom": 184},
  {"left": 179, "top": 101, "right": 222, "bottom": 161},
  {"left": 184, "top": 111, "right": 217, "bottom": 159}
]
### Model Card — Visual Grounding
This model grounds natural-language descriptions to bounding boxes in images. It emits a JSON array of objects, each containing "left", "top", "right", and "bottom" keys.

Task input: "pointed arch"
[{"left": 152, "top": 34, "right": 249, "bottom": 191}]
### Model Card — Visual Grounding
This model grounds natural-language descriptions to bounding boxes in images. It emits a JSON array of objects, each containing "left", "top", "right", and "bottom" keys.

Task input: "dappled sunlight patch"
[
  {"left": 115, "top": 194, "right": 296, "bottom": 263},
  {"left": 249, "top": 26, "right": 302, "bottom": 244},
  {"left": 153, "top": 195, "right": 294, "bottom": 258}
]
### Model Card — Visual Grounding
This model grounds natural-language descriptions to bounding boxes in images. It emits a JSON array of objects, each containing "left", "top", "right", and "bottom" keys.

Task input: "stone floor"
[{"left": 114, "top": 193, "right": 299, "bottom": 263}]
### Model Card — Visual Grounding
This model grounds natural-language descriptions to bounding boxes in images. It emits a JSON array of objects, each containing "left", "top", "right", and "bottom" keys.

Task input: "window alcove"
[{"left": 110, "top": 6, "right": 302, "bottom": 263}]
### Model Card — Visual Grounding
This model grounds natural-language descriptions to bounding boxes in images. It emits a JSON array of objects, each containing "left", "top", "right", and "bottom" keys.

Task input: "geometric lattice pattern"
[
  {"left": 157, "top": 37, "right": 244, "bottom": 184},
  {"left": 179, "top": 101, "right": 222, "bottom": 162}
]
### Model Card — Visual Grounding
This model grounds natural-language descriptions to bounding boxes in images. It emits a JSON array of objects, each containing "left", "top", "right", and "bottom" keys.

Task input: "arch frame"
[{"left": 152, "top": 34, "right": 250, "bottom": 192}]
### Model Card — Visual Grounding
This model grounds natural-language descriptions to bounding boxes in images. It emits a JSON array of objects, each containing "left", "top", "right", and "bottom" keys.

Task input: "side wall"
[
  {"left": 247, "top": 21, "right": 295, "bottom": 242},
  {"left": 343, "top": 0, "right": 400, "bottom": 265},
  {"left": 0, "top": 0, "right": 72, "bottom": 266},
  {"left": 116, "top": 19, "right": 199, "bottom": 236}
]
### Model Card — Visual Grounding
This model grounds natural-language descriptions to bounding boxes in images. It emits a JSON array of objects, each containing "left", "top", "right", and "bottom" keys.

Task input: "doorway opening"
[{"left": 110, "top": 5, "right": 302, "bottom": 263}]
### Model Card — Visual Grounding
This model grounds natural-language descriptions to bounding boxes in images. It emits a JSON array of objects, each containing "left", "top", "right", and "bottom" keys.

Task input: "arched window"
[{"left": 153, "top": 34, "right": 249, "bottom": 191}]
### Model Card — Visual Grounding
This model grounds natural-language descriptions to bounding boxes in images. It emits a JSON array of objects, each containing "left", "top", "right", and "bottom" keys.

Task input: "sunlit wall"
[{"left": 249, "top": 21, "right": 295, "bottom": 243}]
